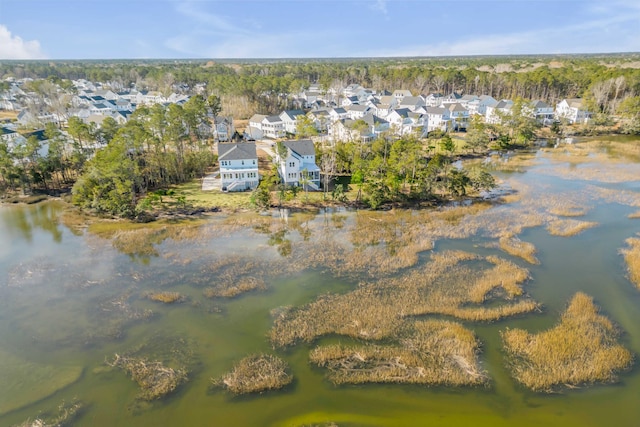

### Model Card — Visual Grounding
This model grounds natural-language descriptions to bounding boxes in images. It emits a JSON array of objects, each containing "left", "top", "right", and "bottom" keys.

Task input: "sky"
[{"left": 0, "top": 0, "right": 639, "bottom": 60}]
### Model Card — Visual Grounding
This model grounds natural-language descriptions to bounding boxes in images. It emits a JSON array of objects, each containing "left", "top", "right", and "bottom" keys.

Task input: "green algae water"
[{"left": 2, "top": 138, "right": 640, "bottom": 427}]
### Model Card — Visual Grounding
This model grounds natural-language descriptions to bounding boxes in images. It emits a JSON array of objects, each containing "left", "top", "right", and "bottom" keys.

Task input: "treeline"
[
  {"left": 72, "top": 95, "right": 217, "bottom": 217},
  {"left": 0, "top": 95, "right": 217, "bottom": 217},
  {"left": 2, "top": 55, "right": 640, "bottom": 116}
]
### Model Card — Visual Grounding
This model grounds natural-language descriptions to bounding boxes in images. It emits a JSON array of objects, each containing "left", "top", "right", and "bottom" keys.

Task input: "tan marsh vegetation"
[
  {"left": 270, "top": 250, "right": 536, "bottom": 348},
  {"left": 310, "top": 320, "right": 487, "bottom": 386},
  {"left": 498, "top": 235, "right": 539, "bottom": 264},
  {"left": 547, "top": 219, "right": 598, "bottom": 237},
  {"left": 108, "top": 354, "right": 187, "bottom": 400},
  {"left": 501, "top": 292, "right": 633, "bottom": 392},
  {"left": 214, "top": 354, "right": 292, "bottom": 394},
  {"left": 620, "top": 235, "right": 640, "bottom": 289}
]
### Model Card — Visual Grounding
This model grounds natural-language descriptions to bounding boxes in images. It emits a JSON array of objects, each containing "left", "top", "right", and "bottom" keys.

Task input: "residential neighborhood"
[{"left": 0, "top": 74, "right": 597, "bottom": 196}]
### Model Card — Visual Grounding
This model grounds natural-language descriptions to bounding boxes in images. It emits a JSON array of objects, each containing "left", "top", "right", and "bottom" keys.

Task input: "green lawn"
[{"left": 171, "top": 179, "right": 254, "bottom": 210}]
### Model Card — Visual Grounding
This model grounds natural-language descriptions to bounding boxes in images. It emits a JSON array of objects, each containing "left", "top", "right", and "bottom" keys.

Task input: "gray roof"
[
  {"left": 264, "top": 115, "right": 283, "bottom": 123},
  {"left": 531, "top": 100, "right": 551, "bottom": 108},
  {"left": 362, "top": 113, "right": 388, "bottom": 126},
  {"left": 399, "top": 96, "right": 425, "bottom": 106},
  {"left": 347, "top": 105, "right": 369, "bottom": 112},
  {"left": 332, "top": 107, "right": 346, "bottom": 114},
  {"left": 280, "top": 109, "right": 305, "bottom": 120},
  {"left": 218, "top": 142, "right": 257, "bottom": 160},
  {"left": 448, "top": 103, "right": 468, "bottom": 112},
  {"left": 425, "top": 107, "right": 447, "bottom": 115},
  {"left": 496, "top": 100, "right": 513, "bottom": 109},
  {"left": 249, "top": 114, "right": 267, "bottom": 124},
  {"left": 282, "top": 139, "right": 315, "bottom": 156}
]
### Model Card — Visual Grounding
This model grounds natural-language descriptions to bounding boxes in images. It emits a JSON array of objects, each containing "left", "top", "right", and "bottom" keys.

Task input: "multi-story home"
[
  {"left": 261, "top": 115, "right": 286, "bottom": 139},
  {"left": 448, "top": 103, "right": 470, "bottom": 130},
  {"left": 424, "top": 93, "right": 444, "bottom": 107},
  {"left": 486, "top": 99, "right": 514, "bottom": 124},
  {"left": 279, "top": 110, "right": 306, "bottom": 135},
  {"left": 555, "top": 99, "right": 591, "bottom": 124},
  {"left": 218, "top": 142, "right": 260, "bottom": 192},
  {"left": 528, "top": 100, "right": 555, "bottom": 124},
  {"left": 423, "top": 106, "right": 451, "bottom": 133},
  {"left": 275, "top": 139, "right": 321, "bottom": 190}
]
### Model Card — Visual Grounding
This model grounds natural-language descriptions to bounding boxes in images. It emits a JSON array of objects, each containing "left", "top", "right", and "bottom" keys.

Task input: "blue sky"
[{"left": 0, "top": 0, "right": 639, "bottom": 59}]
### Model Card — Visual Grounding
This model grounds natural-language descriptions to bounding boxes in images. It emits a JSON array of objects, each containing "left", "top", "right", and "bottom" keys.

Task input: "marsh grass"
[
  {"left": 144, "top": 291, "right": 184, "bottom": 304},
  {"left": 501, "top": 292, "right": 633, "bottom": 392},
  {"left": 89, "top": 220, "right": 208, "bottom": 257},
  {"left": 547, "top": 219, "right": 598, "bottom": 237},
  {"left": 214, "top": 354, "right": 292, "bottom": 394},
  {"left": 309, "top": 320, "right": 487, "bottom": 386},
  {"left": 270, "top": 250, "right": 536, "bottom": 348},
  {"left": 201, "top": 255, "right": 276, "bottom": 298},
  {"left": 628, "top": 211, "right": 640, "bottom": 219},
  {"left": 108, "top": 354, "right": 187, "bottom": 400},
  {"left": 620, "top": 236, "right": 640, "bottom": 289},
  {"left": 498, "top": 235, "right": 539, "bottom": 264}
]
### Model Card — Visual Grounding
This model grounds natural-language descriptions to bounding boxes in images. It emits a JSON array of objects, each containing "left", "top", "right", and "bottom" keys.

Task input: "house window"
[
  {"left": 242, "top": 160, "right": 244, "bottom": 165},
  {"left": 253, "top": 160, "right": 255, "bottom": 164}
]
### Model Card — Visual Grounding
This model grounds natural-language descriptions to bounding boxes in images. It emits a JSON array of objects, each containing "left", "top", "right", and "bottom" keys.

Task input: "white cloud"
[
  {"left": 0, "top": 25, "right": 46, "bottom": 59},
  {"left": 371, "top": 0, "right": 388, "bottom": 15}
]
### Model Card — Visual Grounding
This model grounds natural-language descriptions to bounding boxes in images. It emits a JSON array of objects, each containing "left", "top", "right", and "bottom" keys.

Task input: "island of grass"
[
  {"left": 310, "top": 320, "right": 487, "bottom": 386},
  {"left": 271, "top": 251, "right": 537, "bottom": 348},
  {"left": 621, "top": 235, "right": 640, "bottom": 289},
  {"left": 214, "top": 354, "right": 293, "bottom": 395},
  {"left": 501, "top": 292, "right": 633, "bottom": 392}
]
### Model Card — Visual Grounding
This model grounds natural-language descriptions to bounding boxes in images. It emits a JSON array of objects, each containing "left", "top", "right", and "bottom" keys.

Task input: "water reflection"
[{"left": 1, "top": 202, "right": 63, "bottom": 243}]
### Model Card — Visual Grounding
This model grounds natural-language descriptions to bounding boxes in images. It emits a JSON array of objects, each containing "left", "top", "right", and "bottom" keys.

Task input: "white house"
[
  {"left": 448, "top": 103, "right": 470, "bottom": 131},
  {"left": 261, "top": 115, "right": 286, "bottom": 139},
  {"left": 218, "top": 142, "right": 259, "bottom": 192},
  {"left": 528, "top": 100, "right": 555, "bottom": 124},
  {"left": 441, "top": 93, "right": 463, "bottom": 105},
  {"left": 423, "top": 106, "right": 451, "bottom": 133},
  {"left": 346, "top": 104, "right": 370, "bottom": 120},
  {"left": 279, "top": 110, "right": 306, "bottom": 135},
  {"left": 392, "top": 90, "right": 412, "bottom": 102},
  {"left": 247, "top": 114, "right": 267, "bottom": 139},
  {"left": 555, "top": 98, "right": 591, "bottom": 124},
  {"left": 398, "top": 96, "right": 426, "bottom": 111},
  {"left": 212, "top": 116, "right": 235, "bottom": 142},
  {"left": 467, "top": 95, "right": 497, "bottom": 116},
  {"left": 424, "top": 93, "right": 444, "bottom": 107},
  {"left": 486, "top": 100, "right": 514, "bottom": 124},
  {"left": 276, "top": 139, "right": 320, "bottom": 190}
]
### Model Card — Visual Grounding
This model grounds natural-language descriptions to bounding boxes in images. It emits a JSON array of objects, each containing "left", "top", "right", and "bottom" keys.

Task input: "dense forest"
[{"left": 2, "top": 54, "right": 640, "bottom": 116}]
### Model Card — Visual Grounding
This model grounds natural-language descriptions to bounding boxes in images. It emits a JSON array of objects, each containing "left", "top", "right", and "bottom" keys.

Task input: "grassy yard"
[{"left": 171, "top": 179, "right": 253, "bottom": 210}]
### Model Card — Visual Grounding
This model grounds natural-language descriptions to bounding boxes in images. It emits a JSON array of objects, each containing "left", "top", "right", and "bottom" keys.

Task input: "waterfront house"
[
  {"left": 275, "top": 139, "right": 321, "bottom": 190},
  {"left": 218, "top": 142, "right": 260, "bottom": 192}
]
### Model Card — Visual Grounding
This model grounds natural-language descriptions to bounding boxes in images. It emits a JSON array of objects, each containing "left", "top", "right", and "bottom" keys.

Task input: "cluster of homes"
[
  {"left": 1, "top": 76, "right": 593, "bottom": 193},
  {"left": 246, "top": 83, "right": 591, "bottom": 143},
  {"left": 0, "top": 77, "right": 234, "bottom": 156}
]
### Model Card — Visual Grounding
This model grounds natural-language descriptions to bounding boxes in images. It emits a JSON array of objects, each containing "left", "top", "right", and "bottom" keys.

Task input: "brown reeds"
[
  {"left": 620, "top": 235, "right": 640, "bottom": 289},
  {"left": 270, "top": 250, "right": 536, "bottom": 348},
  {"left": 628, "top": 211, "right": 640, "bottom": 219},
  {"left": 309, "top": 320, "right": 487, "bottom": 386},
  {"left": 201, "top": 255, "right": 275, "bottom": 298},
  {"left": 145, "top": 291, "right": 184, "bottom": 304},
  {"left": 203, "top": 277, "right": 266, "bottom": 298},
  {"left": 214, "top": 354, "right": 292, "bottom": 394},
  {"left": 501, "top": 292, "right": 633, "bottom": 392},
  {"left": 547, "top": 219, "right": 598, "bottom": 237},
  {"left": 498, "top": 235, "right": 539, "bottom": 264},
  {"left": 108, "top": 354, "right": 187, "bottom": 400}
]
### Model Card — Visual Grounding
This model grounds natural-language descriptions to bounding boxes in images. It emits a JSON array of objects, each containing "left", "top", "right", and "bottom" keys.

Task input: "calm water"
[{"left": 2, "top": 138, "right": 640, "bottom": 427}]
